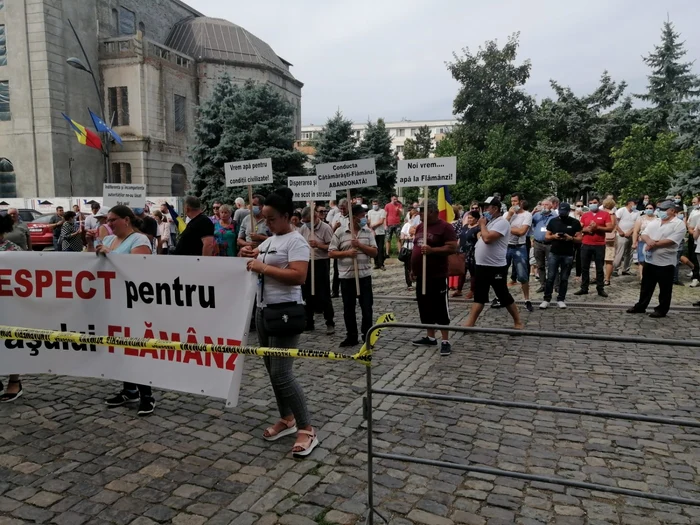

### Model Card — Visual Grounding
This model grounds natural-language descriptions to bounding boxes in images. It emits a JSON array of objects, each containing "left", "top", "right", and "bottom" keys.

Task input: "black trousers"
[
  {"left": 573, "top": 242, "right": 582, "bottom": 277},
  {"left": 374, "top": 234, "right": 386, "bottom": 268},
  {"left": 634, "top": 263, "right": 675, "bottom": 315},
  {"left": 332, "top": 259, "right": 340, "bottom": 296},
  {"left": 302, "top": 258, "right": 334, "bottom": 327},
  {"left": 339, "top": 276, "right": 373, "bottom": 341},
  {"left": 580, "top": 245, "right": 605, "bottom": 293},
  {"left": 688, "top": 237, "right": 700, "bottom": 280}
]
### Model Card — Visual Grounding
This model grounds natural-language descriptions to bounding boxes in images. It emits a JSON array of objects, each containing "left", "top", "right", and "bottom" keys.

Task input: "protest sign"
[
  {"left": 0, "top": 253, "right": 257, "bottom": 407},
  {"left": 316, "top": 158, "right": 377, "bottom": 295},
  {"left": 225, "top": 158, "right": 274, "bottom": 187},
  {"left": 288, "top": 177, "right": 336, "bottom": 201},
  {"left": 103, "top": 184, "right": 147, "bottom": 209},
  {"left": 396, "top": 156, "right": 457, "bottom": 294},
  {"left": 315, "top": 158, "right": 377, "bottom": 192},
  {"left": 396, "top": 157, "right": 457, "bottom": 188}
]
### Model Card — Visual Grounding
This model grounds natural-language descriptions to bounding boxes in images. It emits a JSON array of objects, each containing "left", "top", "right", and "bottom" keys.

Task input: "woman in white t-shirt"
[
  {"left": 96, "top": 206, "right": 156, "bottom": 415},
  {"left": 240, "top": 188, "right": 319, "bottom": 458},
  {"left": 399, "top": 209, "right": 419, "bottom": 290}
]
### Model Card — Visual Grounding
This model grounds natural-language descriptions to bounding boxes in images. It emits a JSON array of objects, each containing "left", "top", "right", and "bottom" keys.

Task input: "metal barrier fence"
[{"left": 363, "top": 322, "right": 700, "bottom": 524}]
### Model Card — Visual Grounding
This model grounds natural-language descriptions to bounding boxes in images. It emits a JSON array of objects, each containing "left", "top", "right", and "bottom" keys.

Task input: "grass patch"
[{"left": 315, "top": 510, "right": 333, "bottom": 525}]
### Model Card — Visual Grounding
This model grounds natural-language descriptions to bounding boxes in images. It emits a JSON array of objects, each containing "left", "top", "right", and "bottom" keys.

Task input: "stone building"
[{"left": 0, "top": 0, "right": 302, "bottom": 198}]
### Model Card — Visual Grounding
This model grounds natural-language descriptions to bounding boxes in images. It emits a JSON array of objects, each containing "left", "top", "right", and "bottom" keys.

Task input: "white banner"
[
  {"left": 74, "top": 197, "right": 104, "bottom": 214},
  {"left": 103, "top": 184, "right": 147, "bottom": 208},
  {"left": 30, "top": 198, "right": 73, "bottom": 215},
  {"left": 0, "top": 253, "right": 257, "bottom": 407},
  {"left": 316, "top": 158, "right": 377, "bottom": 191},
  {"left": 225, "top": 158, "right": 274, "bottom": 187},
  {"left": 287, "top": 177, "right": 337, "bottom": 201},
  {"left": 0, "top": 198, "right": 26, "bottom": 211},
  {"left": 396, "top": 157, "right": 457, "bottom": 188}
]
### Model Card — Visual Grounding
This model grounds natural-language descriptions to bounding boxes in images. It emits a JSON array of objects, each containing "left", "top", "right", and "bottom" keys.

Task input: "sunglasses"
[{"left": 318, "top": 210, "right": 327, "bottom": 214}]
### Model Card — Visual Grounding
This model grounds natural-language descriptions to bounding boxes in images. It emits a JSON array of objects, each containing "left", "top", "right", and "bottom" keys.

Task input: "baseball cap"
[
  {"left": 657, "top": 200, "right": 675, "bottom": 211},
  {"left": 559, "top": 202, "right": 571, "bottom": 214},
  {"left": 481, "top": 196, "right": 502, "bottom": 209}
]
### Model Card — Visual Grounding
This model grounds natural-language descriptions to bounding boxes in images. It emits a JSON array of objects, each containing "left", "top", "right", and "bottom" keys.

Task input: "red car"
[{"left": 26, "top": 214, "right": 58, "bottom": 250}]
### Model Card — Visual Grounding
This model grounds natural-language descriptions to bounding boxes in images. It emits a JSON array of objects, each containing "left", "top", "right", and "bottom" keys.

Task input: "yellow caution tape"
[
  {"left": 353, "top": 312, "right": 396, "bottom": 363},
  {"left": 0, "top": 313, "right": 395, "bottom": 365}
]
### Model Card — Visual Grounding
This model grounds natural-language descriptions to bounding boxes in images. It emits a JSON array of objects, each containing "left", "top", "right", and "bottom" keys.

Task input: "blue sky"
[{"left": 187, "top": 0, "right": 700, "bottom": 125}]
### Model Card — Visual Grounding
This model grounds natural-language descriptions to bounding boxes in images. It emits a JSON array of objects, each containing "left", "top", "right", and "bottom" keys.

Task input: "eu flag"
[{"left": 89, "top": 108, "right": 123, "bottom": 146}]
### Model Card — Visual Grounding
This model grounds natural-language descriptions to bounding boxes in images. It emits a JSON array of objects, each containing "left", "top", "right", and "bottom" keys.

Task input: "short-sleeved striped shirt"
[{"left": 328, "top": 225, "right": 377, "bottom": 279}]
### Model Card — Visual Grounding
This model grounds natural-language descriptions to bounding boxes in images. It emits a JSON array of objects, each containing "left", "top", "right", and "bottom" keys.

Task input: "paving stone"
[
  {"left": 278, "top": 515, "right": 318, "bottom": 525},
  {"left": 172, "top": 514, "right": 208, "bottom": 525},
  {"left": 325, "top": 510, "right": 358, "bottom": 524},
  {"left": 144, "top": 504, "right": 178, "bottom": 522}
]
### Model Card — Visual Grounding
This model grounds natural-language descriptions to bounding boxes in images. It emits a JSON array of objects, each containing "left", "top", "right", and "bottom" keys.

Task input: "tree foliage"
[
  {"left": 403, "top": 125, "right": 433, "bottom": 160},
  {"left": 357, "top": 118, "right": 396, "bottom": 199},
  {"left": 312, "top": 111, "right": 357, "bottom": 165},
  {"left": 190, "top": 76, "right": 306, "bottom": 207},
  {"left": 596, "top": 125, "right": 694, "bottom": 200}
]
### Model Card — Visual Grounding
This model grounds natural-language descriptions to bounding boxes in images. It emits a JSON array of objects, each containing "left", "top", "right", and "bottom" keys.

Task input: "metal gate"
[{"left": 362, "top": 322, "right": 700, "bottom": 524}]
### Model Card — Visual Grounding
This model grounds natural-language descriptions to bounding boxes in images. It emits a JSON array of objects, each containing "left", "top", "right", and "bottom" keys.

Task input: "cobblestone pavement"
[{"left": 1, "top": 258, "right": 699, "bottom": 525}]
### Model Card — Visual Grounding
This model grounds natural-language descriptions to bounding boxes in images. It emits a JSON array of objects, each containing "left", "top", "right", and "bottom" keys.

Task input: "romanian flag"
[
  {"left": 62, "top": 113, "right": 103, "bottom": 151},
  {"left": 438, "top": 185, "right": 455, "bottom": 223},
  {"left": 166, "top": 202, "right": 187, "bottom": 234}
]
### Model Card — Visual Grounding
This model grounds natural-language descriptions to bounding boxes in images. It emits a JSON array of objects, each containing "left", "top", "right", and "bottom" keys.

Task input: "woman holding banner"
[
  {"left": 97, "top": 206, "right": 157, "bottom": 416},
  {"left": 240, "top": 188, "right": 319, "bottom": 458},
  {"left": 0, "top": 213, "right": 24, "bottom": 402}
]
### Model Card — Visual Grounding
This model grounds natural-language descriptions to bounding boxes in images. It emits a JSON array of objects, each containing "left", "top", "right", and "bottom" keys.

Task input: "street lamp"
[{"left": 65, "top": 19, "right": 111, "bottom": 184}]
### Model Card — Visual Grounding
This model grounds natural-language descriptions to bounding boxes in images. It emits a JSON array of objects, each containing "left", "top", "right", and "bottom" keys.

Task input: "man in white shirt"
[
  {"left": 367, "top": 199, "right": 387, "bottom": 269},
  {"left": 687, "top": 195, "right": 700, "bottom": 287},
  {"left": 627, "top": 200, "right": 687, "bottom": 318},
  {"left": 465, "top": 197, "right": 523, "bottom": 329},
  {"left": 504, "top": 193, "right": 534, "bottom": 312},
  {"left": 326, "top": 200, "right": 339, "bottom": 227},
  {"left": 613, "top": 198, "right": 640, "bottom": 276},
  {"left": 83, "top": 202, "right": 102, "bottom": 231}
]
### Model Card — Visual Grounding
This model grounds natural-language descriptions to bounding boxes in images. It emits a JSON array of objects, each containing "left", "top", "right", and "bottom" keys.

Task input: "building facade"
[
  {"left": 0, "top": 0, "right": 302, "bottom": 198},
  {"left": 299, "top": 119, "right": 458, "bottom": 160}
]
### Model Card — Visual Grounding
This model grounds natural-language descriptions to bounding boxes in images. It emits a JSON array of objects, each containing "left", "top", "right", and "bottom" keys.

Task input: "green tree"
[
  {"left": 447, "top": 33, "right": 535, "bottom": 147},
  {"left": 636, "top": 19, "right": 700, "bottom": 132},
  {"left": 190, "top": 77, "right": 306, "bottom": 206},
  {"left": 357, "top": 118, "right": 396, "bottom": 200},
  {"left": 403, "top": 125, "right": 433, "bottom": 160},
  {"left": 596, "top": 125, "right": 694, "bottom": 200},
  {"left": 536, "top": 72, "right": 639, "bottom": 196},
  {"left": 312, "top": 110, "right": 357, "bottom": 165}
]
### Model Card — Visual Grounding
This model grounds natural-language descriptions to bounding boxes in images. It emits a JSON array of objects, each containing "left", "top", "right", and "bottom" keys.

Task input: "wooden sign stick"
[{"left": 347, "top": 189, "right": 361, "bottom": 296}]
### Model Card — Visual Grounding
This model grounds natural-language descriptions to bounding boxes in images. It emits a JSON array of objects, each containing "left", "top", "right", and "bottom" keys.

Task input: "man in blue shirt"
[{"left": 532, "top": 199, "right": 556, "bottom": 293}]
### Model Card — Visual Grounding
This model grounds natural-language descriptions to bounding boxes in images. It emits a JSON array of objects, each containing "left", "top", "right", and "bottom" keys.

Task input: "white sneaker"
[
  {"left": 539, "top": 301, "right": 549, "bottom": 309},
  {"left": 688, "top": 271, "right": 694, "bottom": 278},
  {"left": 557, "top": 301, "right": 567, "bottom": 309},
  {"left": 690, "top": 279, "right": 700, "bottom": 288}
]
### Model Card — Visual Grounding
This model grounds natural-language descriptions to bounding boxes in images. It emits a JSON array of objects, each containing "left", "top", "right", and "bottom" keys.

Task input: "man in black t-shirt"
[
  {"left": 133, "top": 207, "right": 159, "bottom": 253},
  {"left": 540, "top": 202, "right": 582, "bottom": 309},
  {"left": 174, "top": 196, "right": 215, "bottom": 256}
]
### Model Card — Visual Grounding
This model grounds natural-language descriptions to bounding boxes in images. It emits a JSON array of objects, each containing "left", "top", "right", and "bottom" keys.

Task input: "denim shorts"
[{"left": 507, "top": 244, "right": 530, "bottom": 283}]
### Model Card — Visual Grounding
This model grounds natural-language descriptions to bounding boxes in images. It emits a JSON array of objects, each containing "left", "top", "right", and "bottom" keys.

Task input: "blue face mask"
[
  {"left": 644, "top": 209, "right": 654, "bottom": 216},
  {"left": 483, "top": 211, "right": 492, "bottom": 221},
  {"left": 252, "top": 206, "right": 260, "bottom": 215},
  {"left": 589, "top": 204, "right": 599, "bottom": 212},
  {"left": 359, "top": 217, "right": 368, "bottom": 228},
  {"left": 657, "top": 210, "right": 668, "bottom": 220},
  {"left": 132, "top": 208, "right": 144, "bottom": 216}
]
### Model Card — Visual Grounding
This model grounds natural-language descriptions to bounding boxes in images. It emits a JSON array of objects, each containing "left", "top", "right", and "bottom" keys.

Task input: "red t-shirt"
[
  {"left": 385, "top": 203, "right": 402, "bottom": 226},
  {"left": 411, "top": 220, "right": 458, "bottom": 279},
  {"left": 580, "top": 211, "right": 611, "bottom": 246}
]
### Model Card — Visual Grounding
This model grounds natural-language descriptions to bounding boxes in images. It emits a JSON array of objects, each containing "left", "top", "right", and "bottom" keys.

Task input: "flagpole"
[{"left": 67, "top": 18, "right": 111, "bottom": 184}]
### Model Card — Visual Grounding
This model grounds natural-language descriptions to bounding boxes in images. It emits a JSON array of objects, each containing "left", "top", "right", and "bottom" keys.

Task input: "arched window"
[
  {"left": 0, "top": 157, "right": 17, "bottom": 198},
  {"left": 138, "top": 22, "right": 145, "bottom": 37},
  {"left": 111, "top": 9, "right": 119, "bottom": 36},
  {"left": 171, "top": 164, "right": 186, "bottom": 196}
]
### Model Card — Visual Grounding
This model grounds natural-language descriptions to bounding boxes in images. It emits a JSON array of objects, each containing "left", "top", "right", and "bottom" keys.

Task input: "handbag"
[
  {"left": 448, "top": 253, "right": 466, "bottom": 276},
  {"left": 398, "top": 245, "right": 411, "bottom": 263},
  {"left": 259, "top": 240, "right": 306, "bottom": 336}
]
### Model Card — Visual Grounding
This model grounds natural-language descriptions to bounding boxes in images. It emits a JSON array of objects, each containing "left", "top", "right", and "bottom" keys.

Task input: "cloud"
[{"left": 186, "top": 0, "right": 700, "bottom": 125}]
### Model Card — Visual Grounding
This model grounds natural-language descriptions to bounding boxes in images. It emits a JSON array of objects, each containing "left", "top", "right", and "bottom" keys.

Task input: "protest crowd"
[{"left": 1, "top": 189, "right": 698, "bottom": 458}]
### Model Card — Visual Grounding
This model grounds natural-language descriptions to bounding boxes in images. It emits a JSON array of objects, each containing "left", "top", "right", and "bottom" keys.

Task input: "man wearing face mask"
[
  {"left": 575, "top": 196, "right": 613, "bottom": 297},
  {"left": 613, "top": 198, "right": 640, "bottom": 277},
  {"left": 531, "top": 199, "right": 556, "bottom": 293},
  {"left": 686, "top": 196, "right": 700, "bottom": 287},
  {"left": 627, "top": 200, "right": 687, "bottom": 318},
  {"left": 540, "top": 203, "right": 582, "bottom": 309},
  {"left": 238, "top": 194, "right": 270, "bottom": 250},
  {"left": 300, "top": 204, "right": 335, "bottom": 334},
  {"left": 505, "top": 193, "right": 533, "bottom": 312},
  {"left": 367, "top": 199, "right": 387, "bottom": 270},
  {"left": 329, "top": 205, "right": 378, "bottom": 347}
]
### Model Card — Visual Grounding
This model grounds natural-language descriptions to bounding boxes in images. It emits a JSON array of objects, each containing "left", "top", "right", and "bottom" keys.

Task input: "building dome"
[{"left": 165, "top": 17, "right": 299, "bottom": 83}]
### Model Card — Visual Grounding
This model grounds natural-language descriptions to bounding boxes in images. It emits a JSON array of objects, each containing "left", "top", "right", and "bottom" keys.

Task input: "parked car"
[
  {"left": 26, "top": 214, "right": 58, "bottom": 250},
  {"left": 0, "top": 208, "right": 44, "bottom": 222}
]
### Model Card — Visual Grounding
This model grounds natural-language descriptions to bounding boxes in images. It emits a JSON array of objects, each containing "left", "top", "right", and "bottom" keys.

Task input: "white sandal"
[
  {"left": 292, "top": 429, "right": 319, "bottom": 458},
  {"left": 262, "top": 418, "right": 297, "bottom": 442}
]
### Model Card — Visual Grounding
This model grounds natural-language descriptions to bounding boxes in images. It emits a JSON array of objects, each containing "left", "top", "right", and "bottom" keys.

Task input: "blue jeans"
[
  {"left": 544, "top": 253, "right": 573, "bottom": 301},
  {"left": 506, "top": 245, "right": 529, "bottom": 283}
]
